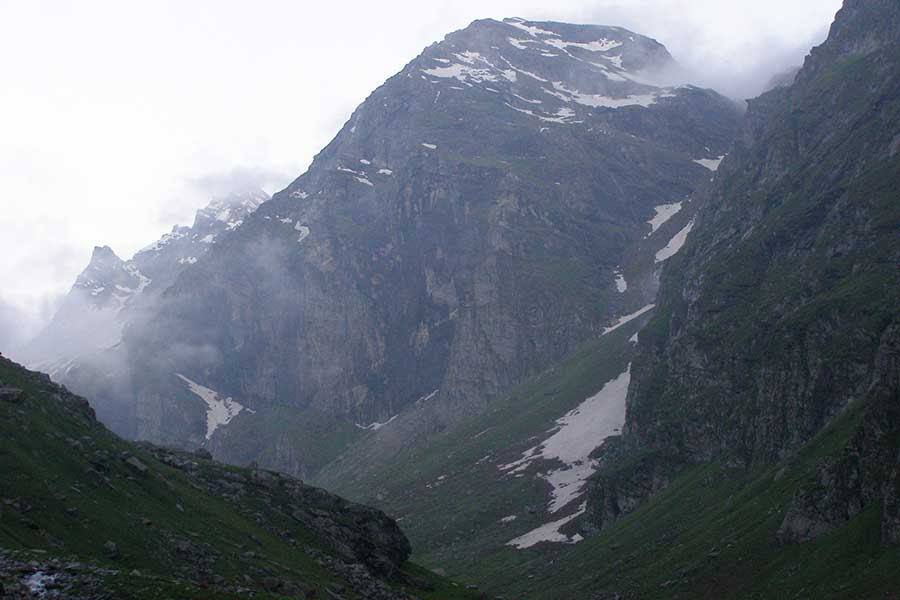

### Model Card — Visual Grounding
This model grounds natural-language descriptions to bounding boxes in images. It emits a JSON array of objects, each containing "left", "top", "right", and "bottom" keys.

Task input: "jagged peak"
[
  {"left": 89, "top": 245, "right": 122, "bottom": 262},
  {"left": 398, "top": 14, "right": 684, "bottom": 126},
  {"left": 435, "top": 16, "right": 675, "bottom": 71},
  {"left": 194, "top": 188, "right": 268, "bottom": 228},
  {"left": 799, "top": 0, "right": 900, "bottom": 83}
]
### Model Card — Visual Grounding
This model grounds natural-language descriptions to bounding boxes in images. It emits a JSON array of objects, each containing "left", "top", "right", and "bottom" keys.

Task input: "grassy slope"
[
  {"left": 213, "top": 404, "right": 365, "bottom": 478},
  {"left": 0, "top": 356, "right": 475, "bottom": 600},
  {"left": 318, "top": 316, "right": 900, "bottom": 599},
  {"left": 487, "top": 394, "right": 900, "bottom": 600},
  {"left": 316, "top": 317, "right": 645, "bottom": 585}
]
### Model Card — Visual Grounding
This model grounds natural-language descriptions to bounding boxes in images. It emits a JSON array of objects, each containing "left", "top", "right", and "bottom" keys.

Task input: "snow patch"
[
  {"left": 504, "top": 18, "right": 556, "bottom": 37},
  {"left": 614, "top": 270, "right": 628, "bottom": 293},
  {"left": 177, "top": 257, "right": 197, "bottom": 265},
  {"left": 507, "top": 503, "right": 586, "bottom": 549},
  {"left": 551, "top": 81, "right": 670, "bottom": 108},
  {"left": 356, "top": 414, "right": 398, "bottom": 431},
  {"left": 500, "top": 515, "right": 518, "bottom": 523},
  {"left": 138, "top": 229, "right": 188, "bottom": 254},
  {"left": 512, "top": 93, "right": 543, "bottom": 105},
  {"left": 422, "top": 55, "right": 504, "bottom": 84},
  {"left": 602, "top": 304, "right": 656, "bottom": 336},
  {"left": 693, "top": 155, "right": 725, "bottom": 171},
  {"left": 544, "top": 38, "right": 623, "bottom": 53},
  {"left": 294, "top": 223, "right": 310, "bottom": 243},
  {"left": 125, "top": 264, "right": 151, "bottom": 293},
  {"left": 500, "top": 366, "right": 631, "bottom": 513},
  {"left": 508, "top": 37, "right": 531, "bottom": 50},
  {"left": 646, "top": 202, "right": 683, "bottom": 236},
  {"left": 175, "top": 374, "right": 247, "bottom": 441},
  {"left": 290, "top": 190, "right": 309, "bottom": 199},
  {"left": 655, "top": 220, "right": 695, "bottom": 263},
  {"left": 416, "top": 389, "right": 440, "bottom": 404},
  {"left": 421, "top": 143, "right": 437, "bottom": 150},
  {"left": 377, "top": 168, "right": 393, "bottom": 175}
]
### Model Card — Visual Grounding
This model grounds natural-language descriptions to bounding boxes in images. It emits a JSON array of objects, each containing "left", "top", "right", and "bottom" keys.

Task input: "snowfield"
[
  {"left": 655, "top": 219, "right": 695, "bottom": 263},
  {"left": 501, "top": 366, "right": 630, "bottom": 510},
  {"left": 693, "top": 155, "right": 726, "bottom": 171},
  {"left": 507, "top": 503, "right": 586, "bottom": 549},
  {"left": 502, "top": 364, "right": 631, "bottom": 547},
  {"left": 602, "top": 304, "right": 656, "bottom": 336},
  {"left": 175, "top": 374, "right": 249, "bottom": 440},
  {"left": 646, "top": 202, "right": 683, "bottom": 236}
]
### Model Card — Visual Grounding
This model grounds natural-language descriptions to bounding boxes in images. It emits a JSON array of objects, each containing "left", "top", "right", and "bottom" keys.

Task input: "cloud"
[
  {"left": 575, "top": 0, "right": 839, "bottom": 100},
  {"left": 152, "top": 165, "right": 293, "bottom": 231},
  {"left": 0, "top": 294, "right": 62, "bottom": 356},
  {"left": 187, "top": 165, "right": 292, "bottom": 199}
]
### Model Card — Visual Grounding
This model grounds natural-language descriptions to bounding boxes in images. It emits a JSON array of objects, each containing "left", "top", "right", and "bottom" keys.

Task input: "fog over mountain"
[{"left": 0, "top": 0, "right": 841, "bottom": 344}]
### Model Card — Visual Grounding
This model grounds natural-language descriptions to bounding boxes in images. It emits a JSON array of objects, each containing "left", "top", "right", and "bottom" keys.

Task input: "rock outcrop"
[{"left": 586, "top": 0, "right": 900, "bottom": 540}]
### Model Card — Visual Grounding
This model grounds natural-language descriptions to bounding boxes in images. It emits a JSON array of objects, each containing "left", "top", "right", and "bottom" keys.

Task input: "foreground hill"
[{"left": 0, "top": 355, "right": 474, "bottom": 600}]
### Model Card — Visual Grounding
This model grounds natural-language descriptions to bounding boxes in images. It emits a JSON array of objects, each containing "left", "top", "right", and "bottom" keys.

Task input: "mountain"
[
  {"left": 20, "top": 190, "right": 268, "bottom": 436},
  {"left": 76, "top": 17, "right": 741, "bottom": 478},
  {"left": 588, "top": 0, "right": 900, "bottom": 534},
  {"left": 313, "top": 1, "right": 900, "bottom": 597},
  {"left": 0, "top": 353, "right": 475, "bottom": 599},
  {"left": 9, "top": 3, "right": 898, "bottom": 598}
]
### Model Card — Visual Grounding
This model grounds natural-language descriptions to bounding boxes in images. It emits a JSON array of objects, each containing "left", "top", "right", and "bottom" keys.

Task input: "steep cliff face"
[
  {"left": 587, "top": 0, "right": 900, "bottom": 537},
  {"left": 112, "top": 18, "right": 740, "bottom": 475}
]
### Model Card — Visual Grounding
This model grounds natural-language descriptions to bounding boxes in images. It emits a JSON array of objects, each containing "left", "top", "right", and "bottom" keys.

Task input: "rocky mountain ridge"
[
  {"left": 67, "top": 17, "right": 742, "bottom": 477},
  {"left": 20, "top": 189, "right": 267, "bottom": 436},
  {"left": 585, "top": 0, "right": 900, "bottom": 541}
]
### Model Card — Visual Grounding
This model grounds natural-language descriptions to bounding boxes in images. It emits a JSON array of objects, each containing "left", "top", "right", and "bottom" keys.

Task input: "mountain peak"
[
  {"left": 89, "top": 244, "right": 121, "bottom": 262},
  {"left": 193, "top": 188, "right": 268, "bottom": 231},
  {"left": 401, "top": 14, "right": 682, "bottom": 127}
]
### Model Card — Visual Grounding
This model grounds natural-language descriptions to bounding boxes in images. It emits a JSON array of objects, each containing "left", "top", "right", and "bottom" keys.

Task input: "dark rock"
[
  {"left": 102, "top": 541, "right": 119, "bottom": 559},
  {"left": 0, "top": 387, "right": 24, "bottom": 403},
  {"left": 123, "top": 456, "right": 149, "bottom": 474},
  {"left": 194, "top": 448, "right": 212, "bottom": 460}
]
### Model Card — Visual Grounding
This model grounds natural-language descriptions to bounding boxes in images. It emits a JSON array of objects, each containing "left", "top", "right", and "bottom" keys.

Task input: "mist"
[
  {"left": 0, "top": 0, "right": 843, "bottom": 339},
  {"left": 576, "top": 1, "right": 837, "bottom": 100}
]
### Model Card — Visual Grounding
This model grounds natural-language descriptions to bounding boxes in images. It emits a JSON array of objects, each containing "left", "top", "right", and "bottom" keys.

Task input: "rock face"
[
  {"left": 68, "top": 17, "right": 740, "bottom": 475},
  {"left": 20, "top": 190, "right": 267, "bottom": 436},
  {"left": 586, "top": 0, "right": 900, "bottom": 539}
]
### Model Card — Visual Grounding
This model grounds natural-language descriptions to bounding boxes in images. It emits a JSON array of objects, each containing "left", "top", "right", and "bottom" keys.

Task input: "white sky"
[{"left": 0, "top": 0, "right": 842, "bottom": 347}]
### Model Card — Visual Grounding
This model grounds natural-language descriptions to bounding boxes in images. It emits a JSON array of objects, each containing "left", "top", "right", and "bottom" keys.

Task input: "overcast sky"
[{"left": 0, "top": 0, "right": 843, "bottom": 348}]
